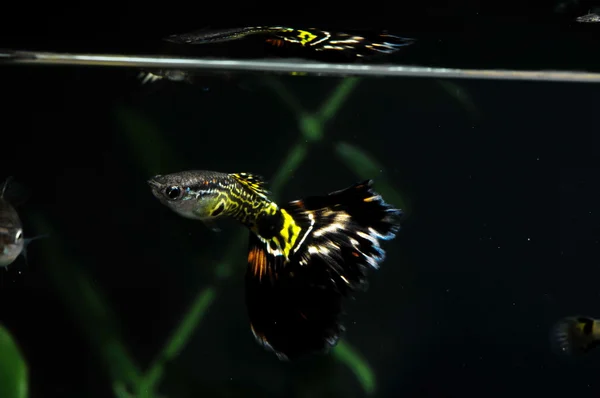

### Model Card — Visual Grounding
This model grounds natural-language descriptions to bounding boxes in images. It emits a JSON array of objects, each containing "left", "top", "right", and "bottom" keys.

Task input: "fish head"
[
  {"left": 147, "top": 171, "right": 226, "bottom": 221},
  {"left": 0, "top": 226, "right": 24, "bottom": 267}
]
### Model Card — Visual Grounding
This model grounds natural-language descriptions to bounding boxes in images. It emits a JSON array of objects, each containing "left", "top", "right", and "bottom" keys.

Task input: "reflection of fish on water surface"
[
  {"left": 551, "top": 315, "right": 600, "bottom": 356},
  {"left": 136, "top": 67, "right": 305, "bottom": 89},
  {"left": 165, "top": 26, "right": 416, "bottom": 58},
  {"left": 147, "top": 171, "right": 403, "bottom": 360},
  {"left": 137, "top": 26, "right": 414, "bottom": 87},
  {"left": 137, "top": 69, "right": 193, "bottom": 85}
]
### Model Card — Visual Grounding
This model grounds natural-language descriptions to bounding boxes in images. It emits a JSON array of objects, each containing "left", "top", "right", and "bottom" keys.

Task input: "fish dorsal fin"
[
  {"left": 1, "top": 176, "right": 13, "bottom": 199},
  {"left": 230, "top": 172, "right": 270, "bottom": 198},
  {"left": 0, "top": 176, "right": 29, "bottom": 206}
]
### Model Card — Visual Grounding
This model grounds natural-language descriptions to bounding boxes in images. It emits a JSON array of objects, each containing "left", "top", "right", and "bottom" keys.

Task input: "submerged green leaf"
[
  {"left": 333, "top": 340, "right": 376, "bottom": 395},
  {"left": 335, "top": 141, "right": 384, "bottom": 176},
  {"left": 141, "top": 286, "right": 217, "bottom": 392},
  {"left": 269, "top": 78, "right": 361, "bottom": 198},
  {"left": 0, "top": 324, "right": 28, "bottom": 398},
  {"left": 300, "top": 114, "right": 324, "bottom": 142},
  {"left": 317, "top": 77, "right": 360, "bottom": 123},
  {"left": 269, "top": 140, "right": 309, "bottom": 199}
]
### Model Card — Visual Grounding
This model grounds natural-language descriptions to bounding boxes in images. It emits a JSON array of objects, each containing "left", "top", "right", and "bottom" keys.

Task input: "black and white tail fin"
[
  {"left": 284, "top": 179, "right": 402, "bottom": 293},
  {"left": 245, "top": 180, "right": 402, "bottom": 360}
]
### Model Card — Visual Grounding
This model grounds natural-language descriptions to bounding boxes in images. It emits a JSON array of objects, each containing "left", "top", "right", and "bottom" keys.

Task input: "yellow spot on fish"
[
  {"left": 297, "top": 30, "right": 318, "bottom": 45},
  {"left": 278, "top": 208, "right": 302, "bottom": 257}
]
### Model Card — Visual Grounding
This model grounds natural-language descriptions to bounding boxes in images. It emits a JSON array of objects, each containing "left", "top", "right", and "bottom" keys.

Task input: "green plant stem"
[
  {"left": 269, "top": 140, "right": 308, "bottom": 199},
  {"left": 140, "top": 287, "right": 216, "bottom": 393},
  {"left": 317, "top": 78, "right": 360, "bottom": 123}
]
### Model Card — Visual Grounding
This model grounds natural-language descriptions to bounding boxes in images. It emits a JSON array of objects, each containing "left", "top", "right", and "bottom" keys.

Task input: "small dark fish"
[
  {"left": 0, "top": 177, "right": 44, "bottom": 268},
  {"left": 148, "top": 171, "right": 403, "bottom": 360},
  {"left": 165, "top": 26, "right": 415, "bottom": 58},
  {"left": 576, "top": 11, "right": 600, "bottom": 22},
  {"left": 0, "top": 177, "right": 24, "bottom": 268},
  {"left": 551, "top": 315, "right": 600, "bottom": 356}
]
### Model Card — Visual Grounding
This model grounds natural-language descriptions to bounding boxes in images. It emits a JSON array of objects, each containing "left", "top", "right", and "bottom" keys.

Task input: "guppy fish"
[
  {"left": 148, "top": 171, "right": 402, "bottom": 360},
  {"left": 551, "top": 315, "right": 600, "bottom": 356},
  {"left": 165, "top": 26, "right": 415, "bottom": 58}
]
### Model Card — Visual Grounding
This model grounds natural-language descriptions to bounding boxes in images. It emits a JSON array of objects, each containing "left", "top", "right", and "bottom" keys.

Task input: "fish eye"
[{"left": 165, "top": 186, "right": 182, "bottom": 200}]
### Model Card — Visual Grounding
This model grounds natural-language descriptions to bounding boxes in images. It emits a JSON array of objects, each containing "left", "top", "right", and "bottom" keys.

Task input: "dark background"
[{"left": 0, "top": 1, "right": 599, "bottom": 397}]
